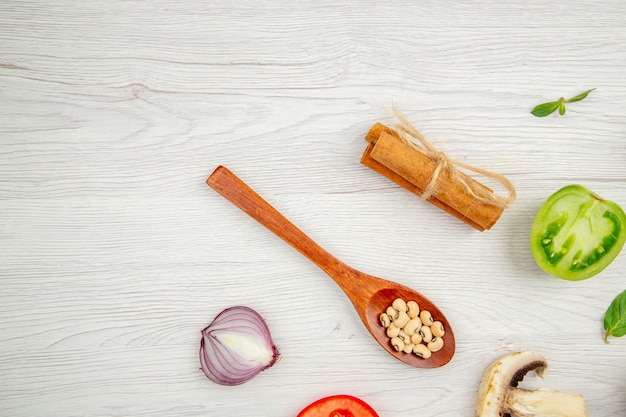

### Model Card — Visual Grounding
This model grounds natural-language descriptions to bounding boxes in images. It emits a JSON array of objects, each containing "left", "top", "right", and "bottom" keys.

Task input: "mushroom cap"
[{"left": 475, "top": 351, "right": 548, "bottom": 417}]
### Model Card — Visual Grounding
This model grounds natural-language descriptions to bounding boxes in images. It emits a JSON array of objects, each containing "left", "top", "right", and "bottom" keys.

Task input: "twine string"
[{"left": 393, "top": 109, "right": 516, "bottom": 208}]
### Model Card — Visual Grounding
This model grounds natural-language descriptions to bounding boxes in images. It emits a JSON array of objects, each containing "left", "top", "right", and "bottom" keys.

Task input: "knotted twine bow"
[{"left": 393, "top": 109, "right": 516, "bottom": 208}]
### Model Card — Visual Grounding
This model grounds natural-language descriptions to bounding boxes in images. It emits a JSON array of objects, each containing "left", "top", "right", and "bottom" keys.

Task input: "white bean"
[
  {"left": 427, "top": 337, "right": 444, "bottom": 352},
  {"left": 406, "top": 301, "right": 419, "bottom": 318},
  {"left": 379, "top": 313, "right": 391, "bottom": 328},
  {"left": 410, "top": 333, "right": 423, "bottom": 345},
  {"left": 419, "top": 310, "right": 434, "bottom": 326},
  {"left": 402, "top": 318, "right": 422, "bottom": 336},
  {"left": 392, "top": 298, "right": 407, "bottom": 313},
  {"left": 419, "top": 325, "right": 433, "bottom": 343},
  {"left": 386, "top": 306, "right": 399, "bottom": 321},
  {"left": 431, "top": 321, "right": 445, "bottom": 338},
  {"left": 392, "top": 311, "right": 409, "bottom": 328},
  {"left": 386, "top": 325, "right": 400, "bottom": 338},
  {"left": 413, "top": 343, "right": 432, "bottom": 359},
  {"left": 390, "top": 336, "right": 404, "bottom": 352}
]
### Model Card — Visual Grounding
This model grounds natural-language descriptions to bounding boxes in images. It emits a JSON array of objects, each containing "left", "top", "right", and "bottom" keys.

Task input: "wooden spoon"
[{"left": 207, "top": 166, "right": 455, "bottom": 368}]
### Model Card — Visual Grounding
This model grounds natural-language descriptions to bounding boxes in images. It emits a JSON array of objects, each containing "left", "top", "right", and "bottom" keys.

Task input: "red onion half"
[{"left": 199, "top": 306, "right": 280, "bottom": 386}]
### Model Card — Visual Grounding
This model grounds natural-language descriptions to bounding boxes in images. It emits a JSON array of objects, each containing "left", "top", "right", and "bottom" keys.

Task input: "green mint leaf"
[
  {"left": 604, "top": 289, "right": 626, "bottom": 343},
  {"left": 531, "top": 88, "right": 595, "bottom": 117},
  {"left": 565, "top": 88, "right": 596, "bottom": 103},
  {"left": 531, "top": 101, "right": 561, "bottom": 117}
]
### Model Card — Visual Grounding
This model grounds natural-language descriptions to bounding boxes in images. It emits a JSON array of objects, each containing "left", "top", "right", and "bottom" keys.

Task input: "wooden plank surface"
[{"left": 1, "top": 1, "right": 625, "bottom": 416}]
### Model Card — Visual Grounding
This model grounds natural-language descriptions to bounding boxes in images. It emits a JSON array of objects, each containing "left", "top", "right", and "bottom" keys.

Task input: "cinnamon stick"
[{"left": 361, "top": 123, "right": 507, "bottom": 231}]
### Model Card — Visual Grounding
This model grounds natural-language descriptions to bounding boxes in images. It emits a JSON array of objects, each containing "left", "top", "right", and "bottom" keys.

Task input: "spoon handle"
[{"left": 207, "top": 166, "right": 351, "bottom": 280}]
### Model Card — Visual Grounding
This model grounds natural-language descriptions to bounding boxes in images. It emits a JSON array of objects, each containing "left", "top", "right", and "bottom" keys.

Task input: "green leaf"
[
  {"left": 531, "top": 101, "right": 561, "bottom": 117},
  {"left": 531, "top": 88, "right": 595, "bottom": 117},
  {"left": 565, "top": 88, "right": 596, "bottom": 103},
  {"left": 604, "top": 289, "right": 626, "bottom": 343}
]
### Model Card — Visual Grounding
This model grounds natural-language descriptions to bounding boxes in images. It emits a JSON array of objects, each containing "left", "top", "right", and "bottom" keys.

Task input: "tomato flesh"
[
  {"left": 530, "top": 184, "right": 626, "bottom": 281},
  {"left": 297, "top": 395, "right": 379, "bottom": 417}
]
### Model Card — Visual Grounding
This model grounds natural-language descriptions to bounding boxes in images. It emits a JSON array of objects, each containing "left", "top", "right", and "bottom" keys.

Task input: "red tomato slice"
[{"left": 296, "top": 395, "right": 379, "bottom": 417}]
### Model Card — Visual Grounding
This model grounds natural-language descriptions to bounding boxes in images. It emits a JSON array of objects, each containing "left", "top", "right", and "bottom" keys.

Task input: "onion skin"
[{"left": 199, "top": 306, "right": 280, "bottom": 386}]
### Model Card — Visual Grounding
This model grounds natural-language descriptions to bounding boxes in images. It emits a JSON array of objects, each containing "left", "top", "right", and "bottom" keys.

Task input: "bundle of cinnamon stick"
[{"left": 361, "top": 119, "right": 515, "bottom": 231}]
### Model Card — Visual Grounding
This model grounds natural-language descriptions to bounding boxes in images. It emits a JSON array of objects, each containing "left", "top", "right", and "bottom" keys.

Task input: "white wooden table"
[{"left": 1, "top": 1, "right": 625, "bottom": 416}]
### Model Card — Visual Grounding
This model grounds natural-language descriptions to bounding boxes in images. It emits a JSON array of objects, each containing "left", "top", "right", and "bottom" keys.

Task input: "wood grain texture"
[{"left": 1, "top": 1, "right": 625, "bottom": 416}]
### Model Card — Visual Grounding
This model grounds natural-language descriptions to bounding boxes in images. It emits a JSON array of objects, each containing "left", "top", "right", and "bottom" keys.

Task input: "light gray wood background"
[{"left": 1, "top": 1, "right": 625, "bottom": 416}]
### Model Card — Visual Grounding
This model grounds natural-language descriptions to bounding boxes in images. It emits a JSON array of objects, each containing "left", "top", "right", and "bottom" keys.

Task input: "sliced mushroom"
[{"left": 475, "top": 351, "right": 588, "bottom": 417}]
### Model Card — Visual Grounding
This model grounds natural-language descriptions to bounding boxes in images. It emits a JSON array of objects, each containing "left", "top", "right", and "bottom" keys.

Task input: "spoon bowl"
[
  {"left": 207, "top": 166, "right": 455, "bottom": 368},
  {"left": 364, "top": 285, "right": 455, "bottom": 368}
]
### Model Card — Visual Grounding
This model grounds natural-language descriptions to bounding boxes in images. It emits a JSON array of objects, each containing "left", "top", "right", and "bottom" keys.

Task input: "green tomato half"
[{"left": 530, "top": 184, "right": 626, "bottom": 281}]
